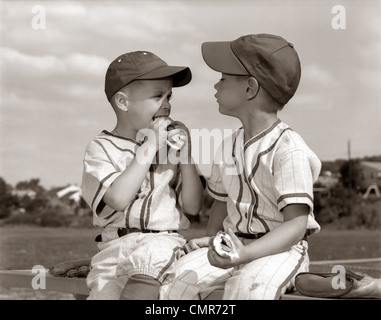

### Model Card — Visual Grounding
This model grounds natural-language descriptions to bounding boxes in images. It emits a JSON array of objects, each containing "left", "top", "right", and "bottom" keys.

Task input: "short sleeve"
[
  {"left": 81, "top": 140, "right": 122, "bottom": 218},
  {"left": 207, "top": 160, "right": 229, "bottom": 202},
  {"left": 273, "top": 149, "right": 316, "bottom": 213}
]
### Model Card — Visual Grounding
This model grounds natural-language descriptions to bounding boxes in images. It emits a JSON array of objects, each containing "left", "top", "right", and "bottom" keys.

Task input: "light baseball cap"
[
  {"left": 105, "top": 51, "right": 192, "bottom": 101},
  {"left": 201, "top": 34, "right": 301, "bottom": 105}
]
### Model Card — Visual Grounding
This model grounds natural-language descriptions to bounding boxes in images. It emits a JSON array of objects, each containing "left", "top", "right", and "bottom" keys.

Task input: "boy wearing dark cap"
[
  {"left": 161, "top": 34, "right": 321, "bottom": 300},
  {"left": 81, "top": 51, "right": 203, "bottom": 299}
]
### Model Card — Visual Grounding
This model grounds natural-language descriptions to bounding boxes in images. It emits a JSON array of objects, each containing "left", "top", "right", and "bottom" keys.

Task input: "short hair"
[
  {"left": 261, "top": 86, "right": 285, "bottom": 111},
  {"left": 243, "top": 75, "right": 285, "bottom": 111},
  {"left": 109, "top": 81, "right": 141, "bottom": 108}
]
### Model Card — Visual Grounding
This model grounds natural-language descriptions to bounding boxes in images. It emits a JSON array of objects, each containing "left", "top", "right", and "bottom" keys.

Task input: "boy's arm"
[
  {"left": 170, "top": 120, "right": 204, "bottom": 215},
  {"left": 241, "top": 204, "right": 308, "bottom": 261},
  {"left": 183, "top": 199, "right": 227, "bottom": 253},
  {"left": 103, "top": 118, "right": 171, "bottom": 212},
  {"left": 179, "top": 164, "right": 204, "bottom": 215},
  {"left": 206, "top": 199, "right": 228, "bottom": 236},
  {"left": 103, "top": 139, "right": 157, "bottom": 212},
  {"left": 208, "top": 204, "right": 308, "bottom": 268}
]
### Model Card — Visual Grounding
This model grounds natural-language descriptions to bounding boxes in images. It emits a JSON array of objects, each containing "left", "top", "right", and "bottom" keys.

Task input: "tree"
[
  {"left": 15, "top": 178, "right": 45, "bottom": 195},
  {"left": 0, "top": 177, "right": 18, "bottom": 219},
  {"left": 339, "top": 159, "right": 361, "bottom": 190}
]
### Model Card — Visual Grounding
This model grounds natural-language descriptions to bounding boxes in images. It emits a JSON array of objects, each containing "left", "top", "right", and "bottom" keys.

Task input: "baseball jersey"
[
  {"left": 207, "top": 119, "right": 321, "bottom": 235},
  {"left": 81, "top": 130, "right": 190, "bottom": 232}
]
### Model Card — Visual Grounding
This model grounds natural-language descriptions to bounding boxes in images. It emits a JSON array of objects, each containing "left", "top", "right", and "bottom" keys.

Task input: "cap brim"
[
  {"left": 201, "top": 42, "right": 249, "bottom": 75},
  {"left": 136, "top": 66, "right": 192, "bottom": 87}
]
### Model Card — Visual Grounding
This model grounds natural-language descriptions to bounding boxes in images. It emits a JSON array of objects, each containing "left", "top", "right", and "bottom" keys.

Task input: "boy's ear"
[
  {"left": 114, "top": 91, "right": 129, "bottom": 112},
  {"left": 245, "top": 77, "right": 260, "bottom": 100}
]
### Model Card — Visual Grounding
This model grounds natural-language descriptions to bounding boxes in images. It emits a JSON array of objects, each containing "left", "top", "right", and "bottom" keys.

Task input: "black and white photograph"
[{"left": 0, "top": 0, "right": 380, "bottom": 303}]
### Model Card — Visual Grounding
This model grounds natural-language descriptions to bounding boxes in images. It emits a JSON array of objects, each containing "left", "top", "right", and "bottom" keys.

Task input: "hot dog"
[{"left": 212, "top": 230, "right": 239, "bottom": 259}]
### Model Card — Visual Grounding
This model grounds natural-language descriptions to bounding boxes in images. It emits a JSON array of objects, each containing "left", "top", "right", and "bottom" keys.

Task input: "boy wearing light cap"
[
  {"left": 161, "top": 34, "right": 321, "bottom": 300},
  {"left": 81, "top": 51, "right": 204, "bottom": 299}
]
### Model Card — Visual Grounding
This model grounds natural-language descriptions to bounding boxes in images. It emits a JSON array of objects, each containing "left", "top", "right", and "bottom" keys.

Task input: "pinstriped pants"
[{"left": 160, "top": 240, "right": 309, "bottom": 300}]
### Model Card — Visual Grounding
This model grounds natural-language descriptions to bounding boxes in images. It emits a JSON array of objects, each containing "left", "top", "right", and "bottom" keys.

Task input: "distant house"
[
  {"left": 359, "top": 161, "right": 381, "bottom": 188},
  {"left": 45, "top": 184, "right": 82, "bottom": 206},
  {"left": 56, "top": 184, "right": 82, "bottom": 203},
  {"left": 359, "top": 161, "right": 381, "bottom": 198},
  {"left": 45, "top": 184, "right": 87, "bottom": 215}
]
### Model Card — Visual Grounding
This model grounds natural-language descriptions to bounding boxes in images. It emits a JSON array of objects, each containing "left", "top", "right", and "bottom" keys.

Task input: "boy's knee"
[{"left": 120, "top": 274, "right": 161, "bottom": 300}]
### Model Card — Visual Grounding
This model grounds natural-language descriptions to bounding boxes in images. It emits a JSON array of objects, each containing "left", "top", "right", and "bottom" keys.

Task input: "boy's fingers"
[
  {"left": 151, "top": 117, "right": 172, "bottom": 130},
  {"left": 184, "top": 241, "right": 200, "bottom": 254},
  {"left": 173, "top": 121, "right": 190, "bottom": 134},
  {"left": 173, "top": 120, "right": 185, "bottom": 127},
  {"left": 207, "top": 247, "right": 222, "bottom": 266},
  {"left": 227, "top": 228, "right": 240, "bottom": 246},
  {"left": 183, "top": 244, "right": 191, "bottom": 254},
  {"left": 209, "top": 236, "right": 216, "bottom": 249},
  {"left": 179, "top": 135, "right": 187, "bottom": 141},
  {"left": 162, "top": 119, "right": 173, "bottom": 130},
  {"left": 167, "top": 128, "right": 186, "bottom": 137}
]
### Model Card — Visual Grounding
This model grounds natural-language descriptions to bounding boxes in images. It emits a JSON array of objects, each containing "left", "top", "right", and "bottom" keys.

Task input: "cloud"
[
  {"left": 0, "top": 47, "right": 108, "bottom": 103},
  {"left": 289, "top": 64, "right": 341, "bottom": 111},
  {"left": 1, "top": 1, "right": 198, "bottom": 59},
  {"left": 1, "top": 0, "right": 381, "bottom": 188},
  {"left": 302, "top": 64, "right": 338, "bottom": 87}
]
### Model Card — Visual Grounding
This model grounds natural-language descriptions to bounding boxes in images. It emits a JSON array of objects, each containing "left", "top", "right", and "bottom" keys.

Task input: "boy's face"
[
  {"left": 127, "top": 78, "right": 173, "bottom": 130},
  {"left": 213, "top": 73, "right": 247, "bottom": 117}
]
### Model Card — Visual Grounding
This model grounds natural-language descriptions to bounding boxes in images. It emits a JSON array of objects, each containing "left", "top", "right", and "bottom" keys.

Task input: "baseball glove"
[
  {"left": 48, "top": 259, "right": 91, "bottom": 278},
  {"left": 295, "top": 269, "right": 381, "bottom": 299}
]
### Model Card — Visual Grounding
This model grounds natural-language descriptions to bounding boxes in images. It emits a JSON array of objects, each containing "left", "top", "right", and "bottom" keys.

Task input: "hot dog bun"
[{"left": 213, "top": 230, "right": 239, "bottom": 259}]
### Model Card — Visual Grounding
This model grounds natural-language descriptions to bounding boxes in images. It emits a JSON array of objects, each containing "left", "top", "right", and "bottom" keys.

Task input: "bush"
[
  {"left": 352, "top": 198, "right": 381, "bottom": 229},
  {"left": 39, "top": 207, "right": 72, "bottom": 227},
  {"left": 0, "top": 178, "right": 18, "bottom": 219},
  {"left": 2, "top": 204, "right": 93, "bottom": 228},
  {"left": 0, "top": 207, "right": 13, "bottom": 220},
  {"left": 316, "top": 186, "right": 381, "bottom": 229},
  {"left": 0, "top": 211, "right": 41, "bottom": 226},
  {"left": 315, "top": 185, "right": 358, "bottom": 224}
]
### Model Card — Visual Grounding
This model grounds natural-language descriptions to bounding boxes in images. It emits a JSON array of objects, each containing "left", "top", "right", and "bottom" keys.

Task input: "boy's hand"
[
  {"left": 207, "top": 229, "right": 244, "bottom": 269},
  {"left": 167, "top": 128, "right": 186, "bottom": 151},
  {"left": 147, "top": 117, "right": 173, "bottom": 151},
  {"left": 167, "top": 121, "right": 189, "bottom": 149},
  {"left": 167, "top": 121, "right": 192, "bottom": 163},
  {"left": 183, "top": 236, "right": 211, "bottom": 254}
]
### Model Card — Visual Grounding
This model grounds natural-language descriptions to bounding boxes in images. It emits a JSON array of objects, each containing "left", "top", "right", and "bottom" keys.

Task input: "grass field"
[{"left": 1, "top": 223, "right": 380, "bottom": 299}]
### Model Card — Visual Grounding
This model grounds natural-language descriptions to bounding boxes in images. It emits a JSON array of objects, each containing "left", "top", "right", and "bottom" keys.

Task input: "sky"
[{"left": 0, "top": 0, "right": 380, "bottom": 189}]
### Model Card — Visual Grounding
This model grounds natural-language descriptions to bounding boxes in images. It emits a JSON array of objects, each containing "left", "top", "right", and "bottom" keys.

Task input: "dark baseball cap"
[
  {"left": 201, "top": 34, "right": 301, "bottom": 105},
  {"left": 105, "top": 51, "right": 192, "bottom": 101}
]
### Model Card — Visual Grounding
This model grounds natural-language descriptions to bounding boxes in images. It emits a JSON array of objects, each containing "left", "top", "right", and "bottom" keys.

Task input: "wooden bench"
[
  {"left": 0, "top": 269, "right": 89, "bottom": 300},
  {"left": 0, "top": 269, "right": 325, "bottom": 300}
]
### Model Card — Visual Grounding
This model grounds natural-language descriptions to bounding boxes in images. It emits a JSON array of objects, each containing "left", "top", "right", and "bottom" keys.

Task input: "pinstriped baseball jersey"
[
  {"left": 207, "top": 119, "right": 321, "bottom": 235},
  {"left": 81, "top": 130, "right": 190, "bottom": 232}
]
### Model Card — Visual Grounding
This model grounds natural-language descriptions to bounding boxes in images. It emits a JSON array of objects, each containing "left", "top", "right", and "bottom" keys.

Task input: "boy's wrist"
[
  {"left": 177, "top": 151, "right": 193, "bottom": 165},
  {"left": 179, "top": 158, "right": 196, "bottom": 168},
  {"left": 135, "top": 139, "right": 157, "bottom": 164}
]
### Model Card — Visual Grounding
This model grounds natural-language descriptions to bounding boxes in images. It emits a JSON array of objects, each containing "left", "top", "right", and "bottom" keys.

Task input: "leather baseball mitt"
[{"left": 49, "top": 259, "right": 91, "bottom": 278}]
